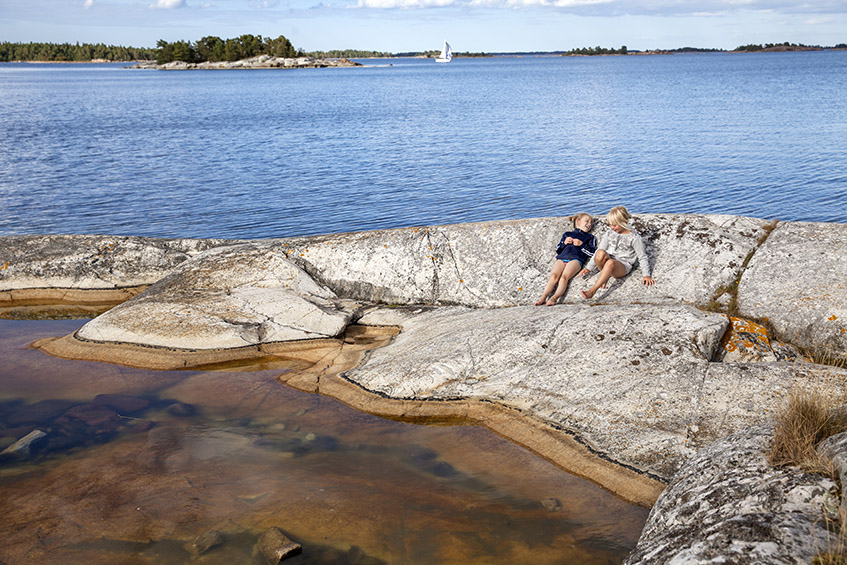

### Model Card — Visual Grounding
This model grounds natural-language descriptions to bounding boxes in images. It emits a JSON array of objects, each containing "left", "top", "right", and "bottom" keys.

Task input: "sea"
[{"left": 1, "top": 52, "right": 845, "bottom": 240}]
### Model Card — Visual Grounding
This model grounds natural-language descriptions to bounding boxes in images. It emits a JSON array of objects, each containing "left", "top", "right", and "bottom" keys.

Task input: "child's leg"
[
  {"left": 547, "top": 260, "right": 582, "bottom": 305},
  {"left": 536, "top": 260, "right": 566, "bottom": 305},
  {"left": 581, "top": 258, "right": 628, "bottom": 299}
]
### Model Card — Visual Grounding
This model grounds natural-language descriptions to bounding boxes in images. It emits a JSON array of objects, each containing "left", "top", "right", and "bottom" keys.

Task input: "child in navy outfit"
[{"left": 535, "top": 212, "right": 597, "bottom": 306}]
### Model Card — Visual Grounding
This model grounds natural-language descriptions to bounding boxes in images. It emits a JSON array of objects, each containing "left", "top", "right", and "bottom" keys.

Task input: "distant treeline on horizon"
[{"left": 2, "top": 39, "right": 845, "bottom": 63}]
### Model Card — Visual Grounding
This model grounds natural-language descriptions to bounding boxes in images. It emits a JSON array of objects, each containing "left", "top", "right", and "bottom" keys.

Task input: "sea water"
[{"left": 0, "top": 52, "right": 845, "bottom": 240}]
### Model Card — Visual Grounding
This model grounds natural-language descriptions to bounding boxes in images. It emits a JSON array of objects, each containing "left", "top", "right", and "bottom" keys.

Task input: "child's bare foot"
[
  {"left": 546, "top": 298, "right": 557, "bottom": 306},
  {"left": 581, "top": 289, "right": 595, "bottom": 299},
  {"left": 535, "top": 297, "right": 546, "bottom": 306}
]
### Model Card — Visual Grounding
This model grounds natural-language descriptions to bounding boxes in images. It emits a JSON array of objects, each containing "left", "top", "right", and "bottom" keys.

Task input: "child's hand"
[
  {"left": 580, "top": 268, "right": 590, "bottom": 278},
  {"left": 572, "top": 238, "right": 583, "bottom": 246},
  {"left": 642, "top": 276, "right": 655, "bottom": 286},
  {"left": 564, "top": 237, "right": 574, "bottom": 245}
]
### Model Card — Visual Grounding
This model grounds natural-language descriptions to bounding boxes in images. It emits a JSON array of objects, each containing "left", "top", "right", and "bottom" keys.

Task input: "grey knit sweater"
[{"left": 584, "top": 229, "right": 652, "bottom": 277}]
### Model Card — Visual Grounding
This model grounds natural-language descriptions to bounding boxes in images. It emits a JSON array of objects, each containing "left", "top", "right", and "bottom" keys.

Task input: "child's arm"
[
  {"left": 632, "top": 233, "right": 655, "bottom": 285},
  {"left": 555, "top": 232, "right": 568, "bottom": 254}
]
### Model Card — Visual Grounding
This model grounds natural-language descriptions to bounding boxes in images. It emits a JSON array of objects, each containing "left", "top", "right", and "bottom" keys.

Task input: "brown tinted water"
[{"left": 0, "top": 319, "right": 648, "bottom": 564}]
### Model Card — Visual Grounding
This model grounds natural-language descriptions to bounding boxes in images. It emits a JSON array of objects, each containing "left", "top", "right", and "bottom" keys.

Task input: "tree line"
[
  {"left": 156, "top": 35, "right": 300, "bottom": 64},
  {"left": 563, "top": 46, "right": 628, "bottom": 56},
  {"left": 733, "top": 42, "right": 847, "bottom": 51},
  {"left": 0, "top": 42, "right": 156, "bottom": 62}
]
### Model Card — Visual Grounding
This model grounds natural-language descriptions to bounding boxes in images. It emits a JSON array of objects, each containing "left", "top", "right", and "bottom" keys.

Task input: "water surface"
[
  {"left": 0, "top": 319, "right": 648, "bottom": 564},
  {"left": 1, "top": 52, "right": 845, "bottom": 240}
]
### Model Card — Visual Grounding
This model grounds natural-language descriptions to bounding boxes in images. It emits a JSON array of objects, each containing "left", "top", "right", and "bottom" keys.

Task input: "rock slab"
[
  {"left": 352, "top": 304, "right": 845, "bottom": 481},
  {"left": 624, "top": 425, "right": 835, "bottom": 565},
  {"left": 76, "top": 243, "right": 358, "bottom": 349},
  {"left": 738, "top": 221, "right": 847, "bottom": 356}
]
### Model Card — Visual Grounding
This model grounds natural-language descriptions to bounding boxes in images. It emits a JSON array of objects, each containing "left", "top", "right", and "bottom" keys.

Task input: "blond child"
[
  {"left": 580, "top": 206, "right": 655, "bottom": 299},
  {"left": 535, "top": 213, "right": 597, "bottom": 306}
]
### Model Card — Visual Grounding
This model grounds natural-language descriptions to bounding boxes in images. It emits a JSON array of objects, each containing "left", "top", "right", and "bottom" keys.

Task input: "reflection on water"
[{"left": 0, "top": 319, "right": 648, "bottom": 564}]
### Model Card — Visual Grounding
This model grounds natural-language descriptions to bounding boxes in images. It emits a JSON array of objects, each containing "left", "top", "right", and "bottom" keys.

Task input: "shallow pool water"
[{"left": 0, "top": 319, "right": 648, "bottom": 564}]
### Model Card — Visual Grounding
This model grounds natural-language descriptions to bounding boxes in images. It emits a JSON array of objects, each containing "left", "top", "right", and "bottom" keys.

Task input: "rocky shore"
[
  {"left": 2, "top": 213, "right": 846, "bottom": 562},
  {"left": 131, "top": 55, "right": 364, "bottom": 71}
]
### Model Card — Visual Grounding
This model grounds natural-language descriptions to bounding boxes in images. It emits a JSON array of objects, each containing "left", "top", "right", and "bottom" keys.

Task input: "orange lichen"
[
  {"left": 720, "top": 316, "right": 772, "bottom": 356},
  {"left": 829, "top": 315, "right": 838, "bottom": 321}
]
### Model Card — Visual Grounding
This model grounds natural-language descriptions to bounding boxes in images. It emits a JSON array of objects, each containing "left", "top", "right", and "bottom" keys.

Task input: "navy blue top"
[{"left": 555, "top": 228, "right": 597, "bottom": 264}]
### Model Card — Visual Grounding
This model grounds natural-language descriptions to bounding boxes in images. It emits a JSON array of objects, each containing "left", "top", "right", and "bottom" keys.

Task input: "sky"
[{"left": 1, "top": 0, "right": 845, "bottom": 53}]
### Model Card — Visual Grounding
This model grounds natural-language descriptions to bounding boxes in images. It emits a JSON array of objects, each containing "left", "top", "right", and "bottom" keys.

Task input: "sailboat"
[{"left": 435, "top": 40, "right": 452, "bottom": 63}]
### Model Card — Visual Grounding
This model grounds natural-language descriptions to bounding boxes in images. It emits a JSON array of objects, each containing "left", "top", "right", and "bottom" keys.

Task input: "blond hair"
[
  {"left": 569, "top": 212, "right": 593, "bottom": 230},
  {"left": 607, "top": 206, "right": 632, "bottom": 230}
]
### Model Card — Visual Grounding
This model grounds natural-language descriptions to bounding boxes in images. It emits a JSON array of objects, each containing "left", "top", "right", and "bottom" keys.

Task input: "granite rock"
[
  {"left": 624, "top": 425, "right": 835, "bottom": 565},
  {"left": 75, "top": 243, "right": 359, "bottom": 349},
  {"left": 279, "top": 214, "right": 769, "bottom": 308},
  {"left": 352, "top": 304, "right": 845, "bottom": 480},
  {"left": 738, "top": 221, "right": 847, "bottom": 357},
  {"left": 0, "top": 235, "right": 234, "bottom": 292}
]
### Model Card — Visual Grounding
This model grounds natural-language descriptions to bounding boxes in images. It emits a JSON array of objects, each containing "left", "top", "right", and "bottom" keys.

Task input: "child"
[
  {"left": 580, "top": 205, "right": 655, "bottom": 299},
  {"left": 535, "top": 212, "right": 597, "bottom": 306}
]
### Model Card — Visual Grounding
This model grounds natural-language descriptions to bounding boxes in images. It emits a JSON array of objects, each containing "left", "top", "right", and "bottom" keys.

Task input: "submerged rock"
[
  {"left": 187, "top": 529, "right": 224, "bottom": 555},
  {"left": 256, "top": 527, "right": 302, "bottom": 563},
  {"left": 0, "top": 429, "right": 47, "bottom": 460}
]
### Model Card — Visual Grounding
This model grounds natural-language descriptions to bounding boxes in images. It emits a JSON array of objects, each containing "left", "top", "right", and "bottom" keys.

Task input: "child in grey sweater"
[{"left": 580, "top": 206, "right": 655, "bottom": 299}]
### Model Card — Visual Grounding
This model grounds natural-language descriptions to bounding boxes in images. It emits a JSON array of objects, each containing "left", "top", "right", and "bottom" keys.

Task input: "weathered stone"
[
  {"left": 0, "top": 429, "right": 47, "bottom": 460},
  {"left": 55, "top": 404, "right": 122, "bottom": 440},
  {"left": 187, "top": 529, "right": 224, "bottom": 555},
  {"left": 541, "top": 497, "right": 562, "bottom": 512},
  {"left": 139, "top": 56, "right": 362, "bottom": 71},
  {"left": 256, "top": 527, "right": 302, "bottom": 563},
  {"left": 624, "top": 425, "right": 835, "bottom": 565},
  {"left": 738, "top": 221, "right": 847, "bottom": 356},
  {"left": 817, "top": 432, "right": 847, "bottom": 515},
  {"left": 348, "top": 304, "right": 844, "bottom": 481},
  {"left": 74, "top": 243, "right": 359, "bottom": 349},
  {"left": 716, "top": 316, "right": 800, "bottom": 363},
  {"left": 280, "top": 214, "right": 768, "bottom": 308},
  {"left": 0, "top": 235, "right": 232, "bottom": 292}
]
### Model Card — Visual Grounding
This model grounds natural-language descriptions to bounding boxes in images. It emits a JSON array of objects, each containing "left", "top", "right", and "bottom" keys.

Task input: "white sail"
[{"left": 435, "top": 40, "right": 452, "bottom": 63}]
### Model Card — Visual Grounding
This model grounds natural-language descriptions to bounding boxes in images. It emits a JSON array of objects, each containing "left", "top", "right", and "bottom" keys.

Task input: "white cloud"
[
  {"left": 352, "top": 0, "right": 847, "bottom": 14},
  {"left": 805, "top": 16, "right": 833, "bottom": 24},
  {"left": 83, "top": 0, "right": 95, "bottom": 7},
  {"left": 357, "top": 0, "right": 454, "bottom": 7},
  {"left": 152, "top": 0, "right": 187, "bottom": 8}
]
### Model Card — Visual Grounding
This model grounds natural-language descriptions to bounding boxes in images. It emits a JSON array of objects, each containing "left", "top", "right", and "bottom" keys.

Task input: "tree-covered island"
[{"left": 1, "top": 38, "right": 844, "bottom": 63}]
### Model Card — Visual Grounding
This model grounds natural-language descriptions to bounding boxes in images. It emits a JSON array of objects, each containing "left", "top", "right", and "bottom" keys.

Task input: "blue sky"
[{"left": 1, "top": 0, "right": 845, "bottom": 53}]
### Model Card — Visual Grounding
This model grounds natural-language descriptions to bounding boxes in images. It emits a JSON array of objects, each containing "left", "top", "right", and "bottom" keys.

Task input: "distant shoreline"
[{"left": 4, "top": 45, "right": 846, "bottom": 65}]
